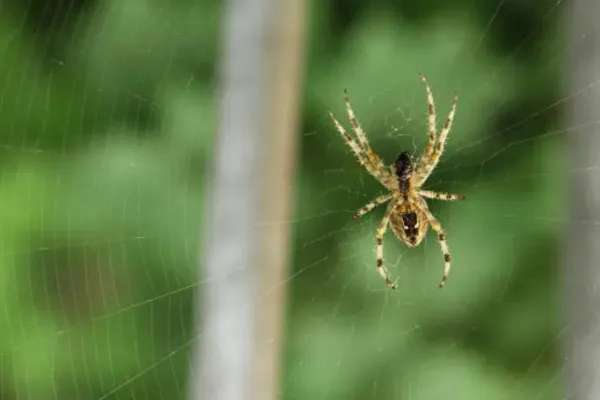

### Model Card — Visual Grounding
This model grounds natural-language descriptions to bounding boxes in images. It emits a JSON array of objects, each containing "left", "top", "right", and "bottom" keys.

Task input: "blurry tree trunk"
[
  {"left": 188, "top": 0, "right": 305, "bottom": 399},
  {"left": 255, "top": 0, "right": 306, "bottom": 398},
  {"left": 564, "top": 0, "right": 600, "bottom": 398}
]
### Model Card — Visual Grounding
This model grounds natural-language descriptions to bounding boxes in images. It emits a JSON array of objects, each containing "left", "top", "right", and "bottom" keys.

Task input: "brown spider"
[{"left": 328, "top": 74, "right": 465, "bottom": 289}]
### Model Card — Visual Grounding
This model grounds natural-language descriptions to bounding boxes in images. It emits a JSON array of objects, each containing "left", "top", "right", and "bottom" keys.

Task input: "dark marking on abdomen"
[{"left": 401, "top": 212, "right": 419, "bottom": 242}]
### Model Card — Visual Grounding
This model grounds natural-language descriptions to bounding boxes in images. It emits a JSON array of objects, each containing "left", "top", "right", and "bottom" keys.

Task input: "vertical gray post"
[
  {"left": 564, "top": 0, "right": 600, "bottom": 398},
  {"left": 188, "top": 0, "right": 305, "bottom": 399}
]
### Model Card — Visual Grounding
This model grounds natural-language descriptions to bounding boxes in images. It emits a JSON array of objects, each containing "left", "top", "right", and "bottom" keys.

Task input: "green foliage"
[{"left": 0, "top": 0, "right": 561, "bottom": 399}]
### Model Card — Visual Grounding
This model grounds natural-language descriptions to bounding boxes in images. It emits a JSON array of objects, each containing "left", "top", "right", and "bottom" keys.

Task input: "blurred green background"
[{"left": 0, "top": 0, "right": 563, "bottom": 399}]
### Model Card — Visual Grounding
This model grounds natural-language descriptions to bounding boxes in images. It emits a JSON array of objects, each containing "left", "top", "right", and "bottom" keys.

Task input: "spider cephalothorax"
[
  {"left": 394, "top": 151, "right": 413, "bottom": 194},
  {"left": 329, "top": 74, "right": 465, "bottom": 289}
]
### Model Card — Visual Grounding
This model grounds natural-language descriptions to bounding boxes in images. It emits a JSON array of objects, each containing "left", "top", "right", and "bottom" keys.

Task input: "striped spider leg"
[
  {"left": 328, "top": 91, "right": 398, "bottom": 191},
  {"left": 417, "top": 199, "right": 453, "bottom": 287},
  {"left": 419, "top": 191, "right": 465, "bottom": 201},
  {"left": 415, "top": 75, "right": 459, "bottom": 186}
]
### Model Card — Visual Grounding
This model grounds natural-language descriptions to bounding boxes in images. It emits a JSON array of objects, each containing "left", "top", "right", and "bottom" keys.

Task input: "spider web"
[
  {"left": 0, "top": 0, "right": 579, "bottom": 399},
  {"left": 287, "top": 1, "right": 567, "bottom": 399}
]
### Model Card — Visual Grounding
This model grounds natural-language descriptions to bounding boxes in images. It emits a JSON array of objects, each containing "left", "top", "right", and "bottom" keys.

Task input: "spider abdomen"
[
  {"left": 401, "top": 212, "right": 419, "bottom": 240},
  {"left": 390, "top": 208, "right": 428, "bottom": 248}
]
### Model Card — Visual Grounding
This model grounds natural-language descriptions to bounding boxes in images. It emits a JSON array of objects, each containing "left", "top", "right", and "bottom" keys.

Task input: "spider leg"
[
  {"left": 375, "top": 204, "right": 397, "bottom": 289},
  {"left": 419, "top": 190, "right": 465, "bottom": 201},
  {"left": 417, "top": 200, "right": 452, "bottom": 287},
  {"left": 417, "top": 92, "right": 458, "bottom": 185},
  {"left": 352, "top": 193, "right": 392, "bottom": 220},
  {"left": 328, "top": 110, "right": 393, "bottom": 186},
  {"left": 418, "top": 74, "right": 437, "bottom": 172},
  {"left": 343, "top": 89, "right": 371, "bottom": 151},
  {"left": 420, "top": 206, "right": 452, "bottom": 288},
  {"left": 329, "top": 111, "right": 365, "bottom": 158},
  {"left": 341, "top": 90, "right": 392, "bottom": 175}
]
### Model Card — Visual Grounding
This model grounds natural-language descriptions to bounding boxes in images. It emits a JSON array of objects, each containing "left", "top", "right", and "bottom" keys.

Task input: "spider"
[{"left": 328, "top": 74, "right": 465, "bottom": 290}]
